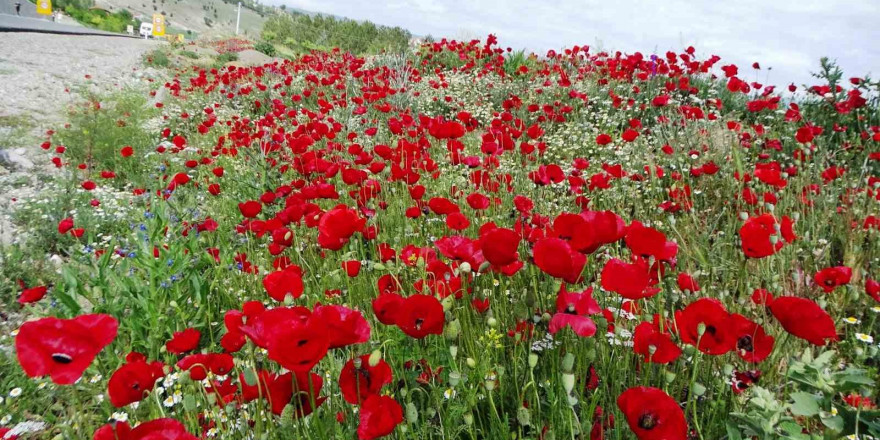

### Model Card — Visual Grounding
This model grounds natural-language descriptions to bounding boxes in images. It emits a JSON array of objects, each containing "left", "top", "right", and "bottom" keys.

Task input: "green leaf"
[
  {"left": 789, "top": 392, "right": 820, "bottom": 417},
  {"left": 820, "top": 414, "right": 844, "bottom": 431},
  {"left": 725, "top": 421, "right": 743, "bottom": 440}
]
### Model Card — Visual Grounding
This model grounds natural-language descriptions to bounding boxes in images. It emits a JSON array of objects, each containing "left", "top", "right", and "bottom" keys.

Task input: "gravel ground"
[{"left": 0, "top": 32, "right": 163, "bottom": 244}]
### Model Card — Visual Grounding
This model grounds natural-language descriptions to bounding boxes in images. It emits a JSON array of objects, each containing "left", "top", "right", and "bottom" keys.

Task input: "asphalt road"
[
  {"left": 0, "top": 0, "right": 41, "bottom": 18},
  {"left": 0, "top": 0, "right": 135, "bottom": 38}
]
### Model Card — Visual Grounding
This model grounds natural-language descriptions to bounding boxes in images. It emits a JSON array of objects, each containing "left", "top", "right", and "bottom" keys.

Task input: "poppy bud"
[
  {"left": 368, "top": 349, "right": 382, "bottom": 367},
  {"left": 183, "top": 394, "right": 196, "bottom": 411},
  {"left": 487, "top": 317, "right": 498, "bottom": 328},
  {"left": 541, "top": 312, "right": 551, "bottom": 323},
  {"left": 466, "top": 358, "right": 476, "bottom": 368},
  {"left": 243, "top": 368, "right": 258, "bottom": 386},
  {"left": 459, "top": 262, "right": 471, "bottom": 274},
  {"left": 373, "top": 262, "right": 386, "bottom": 271},
  {"left": 665, "top": 371, "right": 677, "bottom": 384},
  {"left": 449, "top": 371, "right": 461, "bottom": 386},
  {"left": 562, "top": 353, "right": 575, "bottom": 372},
  {"left": 406, "top": 402, "right": 419, "bottom": 424},
  {"left": 692, "top": 382, "right": 707, "bottom": 396},
  {"left": 283, "top": 293, "right": 295, "bottom": 305},
  {"left": 449, "top": 345, "right": 458, "bottom": 359},
  {"left": 517, "top": 406, "right": 531, "bottom": 427},
  {"left": 723, "top": 364, "right": 734, "bottom": 376},
  {"left": 739, "top": 212, "right": 749, "bottom": 221},
  {"left": 525, "top": 289, "right": 535, "bottom": 307},
  {"left": 280, "top": 404, "right": 297, "bottom": 428},
  {"left": 478, "top": 261, "right": 490, "bottom": 272},
  {"left": 463, "top": 412, "right": 474, "bottom": 426},
  {"left": 484, "top": 379, "right": 496, "bottom": 391},
  {"left": 528, "top": 353, "right": 538, "bottom": 368},
  {"left": 697, "top": 322, "right": 707, "bottom": 336},
  {"left": 444, "top": 320, "right": 461, "bottom": 340}
]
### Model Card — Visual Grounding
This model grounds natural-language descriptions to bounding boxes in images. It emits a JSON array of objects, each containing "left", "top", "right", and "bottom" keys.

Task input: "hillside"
[{"left": 94, "top": 0, "right": 269, "bottom": 37}]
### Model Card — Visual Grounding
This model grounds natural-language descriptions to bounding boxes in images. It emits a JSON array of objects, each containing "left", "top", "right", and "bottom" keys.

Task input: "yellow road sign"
[
  {"left": 36, "top": 0, "right": 52, "bottom": 15},
  {"left": 152, "top": 14, "right": 165, "bottom": 37}
]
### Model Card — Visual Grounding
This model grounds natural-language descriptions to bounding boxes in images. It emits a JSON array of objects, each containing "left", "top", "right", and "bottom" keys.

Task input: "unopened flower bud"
[
  {"left": 562, "top": 373, "right": 575, "bottom": 393},
  {"left": 562, "top": 353, "right": 575, "bottom": 372},
  {"left": 368, "top": 349, "right": 382, "bottom": 367}
]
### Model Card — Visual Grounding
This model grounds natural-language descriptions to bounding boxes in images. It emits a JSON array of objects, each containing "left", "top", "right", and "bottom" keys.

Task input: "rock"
[{"left": 0, "top": 149, "right": 35, "bottom": 170}]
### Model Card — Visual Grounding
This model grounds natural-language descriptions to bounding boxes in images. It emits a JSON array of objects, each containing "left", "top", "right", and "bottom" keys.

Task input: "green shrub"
[
  {"left": 253, "top": 40, "right": 276, "bottom": 57},
  {"left": 144, "top": 48, "right": 171, "bottom": 68},
  {"left": 216, "top": 52, "right": 239, "bottom": 64}
]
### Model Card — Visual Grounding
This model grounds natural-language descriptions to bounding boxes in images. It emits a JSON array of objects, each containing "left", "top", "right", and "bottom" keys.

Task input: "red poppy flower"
[
  {"left": 318, "top": 206, "right": 366, "bottom": 250},
  {"left": 58, "top": 217, "right": 74, "bottom": 234},
  {"left": 621, "top": 129, "right": 639, "bottom": 142},
  {"left": 342, "top": 260, "right": 362, "bottom": 277},
  {"left": 262, "top": 264, "right": 305, "bottom": 302},
  {"left": 16, "top": 314, "right": 118, "bottom": 384},
  {"left": 625, "top": 221, "right": 676, "bottom": 261},
  {"left": 579, "top": 210, "right": 626, "bottom": 253},
  {"left": 120, "top": 146, "right": 134, "bottom": 157},
  {"left": 312, "top": 305, "right": 371, "bottom": 349},
  {"left": 266, "top": 315, "right": 330, "bottom": 372},
  {"left": 729, "top": 314, "right": 774, "bottom": 363},
  {"left": 176, "top": 353, "right": 234, "bottom": 381},
  {"left": 479, "top": 227, "right": 520, "bottom": 267},
  {"left": 596, "top": 133, "right": 612, "bottom": 145},
  {"left": 676, "top": 273, "right": 700, "bottom": 292},
  {"left": 93, "top": 418, "right": 198, "bottom": 440},
  {"left": 108, "top": 353, "right": 165, "bottom": 407},
  {"left": 533, "top": 237, "right": 586, "bottom": 283},
  {"left": 339, "top": 354, "right": 393, "bottom": 404},
  {"left": 617, "top": 387, "right": 687, "bottom": 440},
  {"left": 813, "top": 266, "right": 852, "bottom": 293},
  {"left": 396, "top": 294, "right": 444, "bottom": 339},
  {"left": 165, "top": 328, "right": 200, "bottom": 354},
  {"left": 633, "top": 320, "right": 681, "bottom": 364},
  {"left": 739, "top": 214, "right": 782, "bottom": 258},
  {"left": 867, "top": 278, "right": 880, "bottom": 302},
  {"left": 372, "top": 293, "right": 405, "bottom": 325},
  {"left": 358, "top": 394, "right": 404, "bottom": 440},
  {"left": 18, "top": 285, "right": 48, "bottom": 304},
  {"left": 674, "top": 298, "right": 735, "bottom": 355},
  {"left": 600, "top": 258, "right": 660, "bottom": 300},
  {"left": 238, "top": 200, "right": 262, "bottom": 218},
  {"left": 768, "top": 296, "right": 838, "bottom": 346},
  {"left": 267, "top": 370, "right": 326, "bottom": 417}
]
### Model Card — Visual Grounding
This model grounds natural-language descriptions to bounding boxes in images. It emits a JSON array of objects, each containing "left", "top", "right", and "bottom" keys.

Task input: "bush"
[
  {"left": 216, "top": 52, "right": 239, "bottom": 64},
  {"left": 143, "top": 48, "right": 171, "bottom": 67},
  {"left": 253, "top": 40, "right": 276, "bottom": 57}
]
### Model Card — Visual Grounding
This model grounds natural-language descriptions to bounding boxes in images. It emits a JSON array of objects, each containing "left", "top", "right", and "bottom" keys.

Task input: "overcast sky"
[{"left": 264, "top": 0, "right": 879, "bottom": 88}]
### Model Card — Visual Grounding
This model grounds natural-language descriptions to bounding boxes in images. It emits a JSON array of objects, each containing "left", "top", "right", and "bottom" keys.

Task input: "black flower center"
[
  {"left": 415, "top": 318, "right": 424, "bottom": 330},
  {"left": 737, "top": 335, "right": 754, "bottom": 352},
  {"left": 638, "top": 413, "right": 657, "bottom": 430},
  {"left": 297, "top": 339, "right": 308, "bottom": 347},
  {"left": 51, "top": 353, "right": 73, "bottom": 364}
]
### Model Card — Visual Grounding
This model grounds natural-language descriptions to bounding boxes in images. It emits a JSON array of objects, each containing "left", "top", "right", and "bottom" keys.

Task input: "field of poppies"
[{"left": 1, "top": 35, "right": 879, "bottom": 440}]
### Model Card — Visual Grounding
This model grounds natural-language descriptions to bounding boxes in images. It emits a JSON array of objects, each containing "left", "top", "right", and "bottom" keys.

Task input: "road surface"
[{"left": 0, "top": 0, "right": 134, "bottom": 37}]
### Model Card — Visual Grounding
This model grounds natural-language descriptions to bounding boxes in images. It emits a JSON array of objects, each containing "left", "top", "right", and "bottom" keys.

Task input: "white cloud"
[{"left": 264, "top": 0, "right": 880, "bottom": 86}]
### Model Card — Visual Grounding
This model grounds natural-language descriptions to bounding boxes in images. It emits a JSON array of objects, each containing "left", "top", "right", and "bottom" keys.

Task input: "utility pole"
[{"left": 235, "top": 2, "right": 241, "bottom": 35}]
